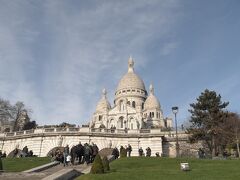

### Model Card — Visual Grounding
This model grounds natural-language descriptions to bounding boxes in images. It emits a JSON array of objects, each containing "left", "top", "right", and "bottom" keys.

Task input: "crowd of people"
[
  {"left": 52, "top": 142, "right": 157, "bottom": 167},
  {"left": 52, "top": 142, "right": 99, "bottom": 166},
  {"left": 11, "top": 146, "right": 35, "bottom": 158},
  {"left": 111, "top": 144, "right": 155, "bottom": 158}
]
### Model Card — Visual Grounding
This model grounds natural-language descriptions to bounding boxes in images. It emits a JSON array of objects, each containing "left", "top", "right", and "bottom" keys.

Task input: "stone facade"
[{"left": 90, "top": 57, "right": 172, "bottom": 130}]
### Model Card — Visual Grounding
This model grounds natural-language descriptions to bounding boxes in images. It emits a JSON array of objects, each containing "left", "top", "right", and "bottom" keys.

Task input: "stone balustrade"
[{"left": 0, "top": 127, "right": 187, "bottom": 139}]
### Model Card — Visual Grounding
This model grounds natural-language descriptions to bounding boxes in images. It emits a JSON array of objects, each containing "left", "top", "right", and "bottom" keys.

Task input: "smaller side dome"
[
  {"left": 144, "top": 84, "right": 161, "bottom": 110},
  {"left": 96, "top": 88, "right": 111, "bottom": 112}
]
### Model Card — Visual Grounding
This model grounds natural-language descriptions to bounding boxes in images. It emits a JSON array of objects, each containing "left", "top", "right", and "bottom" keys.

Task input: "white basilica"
[{"left": 90, "top": 57, "right": 172, "bottom": 130}]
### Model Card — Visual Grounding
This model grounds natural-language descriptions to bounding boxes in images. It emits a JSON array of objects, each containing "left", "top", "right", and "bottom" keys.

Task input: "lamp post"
[{"left": 172, "top": 106, "right": 179, "bottom": 157}]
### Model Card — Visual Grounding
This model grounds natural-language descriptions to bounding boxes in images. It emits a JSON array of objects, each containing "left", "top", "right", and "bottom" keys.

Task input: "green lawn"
[
  {"left": 78, "top": 157, "right": 240, "bottom": 180},
  {"left": 1, "top": 157, "right": 51, "bottom": 172}
]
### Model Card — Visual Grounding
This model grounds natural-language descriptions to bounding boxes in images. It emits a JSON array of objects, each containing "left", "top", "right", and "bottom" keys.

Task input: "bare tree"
[
  {"left": 0, "top": 98, "right": 31, "bottom": 131},
  {"left": 0, "top": 98, "right": 14, "bottom": 120}
]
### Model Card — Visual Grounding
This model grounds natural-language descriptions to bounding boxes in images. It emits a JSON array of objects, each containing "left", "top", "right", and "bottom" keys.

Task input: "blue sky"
[{"left": 0, "top": 0, "right": 239, "bottom": 126}]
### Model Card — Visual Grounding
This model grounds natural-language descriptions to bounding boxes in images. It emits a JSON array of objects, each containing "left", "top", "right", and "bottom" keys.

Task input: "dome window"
[{"left": 132, "top": 101, "right": 136, "bottom": 108}]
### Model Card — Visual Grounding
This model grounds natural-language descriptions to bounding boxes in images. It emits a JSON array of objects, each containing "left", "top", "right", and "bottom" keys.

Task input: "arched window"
[
  {"left": 132, "top": 101, "right": 136, "bottom": 108},
  {"left": 119, "top": 117, "right": 124, "bottom": 128},
  {"left": 152, "top": 112, "right": 154, "bottom": 118},
  {"left": 127, "top": 101, "right": 131, "bottom": 105},
  {"left": 142, "top": 103, "right": 144, "bottom": 110},
  {"left": 110, "top": 119, "right": 114, "bottom": 128}
]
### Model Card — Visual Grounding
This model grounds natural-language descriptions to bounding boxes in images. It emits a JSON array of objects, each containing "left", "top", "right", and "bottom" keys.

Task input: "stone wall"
[
  {"left": 0, "top": 127, "right": 164, "bottom": 157},
  {"left": 163, "top": 134, "right": 203, "bottom": 158},
  {"left": 1, "top": 128, "right": 202, "bottom": 158}
]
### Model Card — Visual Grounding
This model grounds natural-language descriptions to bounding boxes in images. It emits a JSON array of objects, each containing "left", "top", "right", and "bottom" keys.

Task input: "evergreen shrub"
[
  {"left": 102, "top": 156, "right": 110, "bottom": 171},
  {"left": 90, "top": 154, "right": 104, "bottom": 174},
  {"left": 120, "top": 148, "right": 127, "bottom": 158}
]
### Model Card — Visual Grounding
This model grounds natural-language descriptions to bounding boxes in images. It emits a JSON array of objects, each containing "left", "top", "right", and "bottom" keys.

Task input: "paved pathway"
[{"left": 0, "top": 163, "right": 91, "bottom": 180}]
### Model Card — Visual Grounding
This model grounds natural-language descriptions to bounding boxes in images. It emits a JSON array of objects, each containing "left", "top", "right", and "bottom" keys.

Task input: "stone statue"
[
  {"left": 58, "top": 135, "right": 63, "bottom": 147},
  {"left": 109, "top": 140, "right": 112, "bottom": 148}
]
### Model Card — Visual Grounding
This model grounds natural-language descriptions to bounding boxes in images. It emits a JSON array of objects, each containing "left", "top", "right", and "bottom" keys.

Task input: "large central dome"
[
  {"left": 114, "top": 57, "right": 147, "bottom": 104},
  {"left": 116, "top": 57, "right": 146, "bottom": 92}
]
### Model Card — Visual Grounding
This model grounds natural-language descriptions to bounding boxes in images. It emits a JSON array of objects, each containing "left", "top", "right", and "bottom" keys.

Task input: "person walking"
[
  {"left": 63, "top": 145, "right": 69, "bottom": 167},
  {"left": 84, "top": 143, "right": 91, "bottom": 164}
]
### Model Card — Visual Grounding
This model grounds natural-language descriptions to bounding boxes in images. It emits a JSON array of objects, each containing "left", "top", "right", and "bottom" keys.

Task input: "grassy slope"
[
  {"left": 2, "top": 157, "right": 51, "bottom": 172},
  {"left": 78, "top": 157, "right": 240, "bottom": 180}
]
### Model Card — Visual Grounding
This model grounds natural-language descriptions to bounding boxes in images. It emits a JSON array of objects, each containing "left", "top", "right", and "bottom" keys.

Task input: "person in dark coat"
[
  {"left": 138, "top": 147, "right": 143, "bottom": 156},
  {"left": 146, "top": 147, "right": 151, "bottom": 157},
  {"left": 127, "top": 144, "right": 132, "bottom": 157},
  {"left": 29, "top": 150, "right": 33, "bottom": 157},
  {"left": 22, "top": 146, "right": 28, "bottom": 157},
  {"left": 75, "top": 142, "right": 84, "bottom": 164},
  {"left": 112, "top": 147, "right": 119, "bottom": 159},
  {"left": 84, "top": 143, "right": 91, "bottom": 164}
]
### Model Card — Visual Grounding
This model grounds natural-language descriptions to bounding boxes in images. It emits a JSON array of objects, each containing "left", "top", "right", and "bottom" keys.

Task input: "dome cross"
[
  {"left": 128, "top": 56, "right": 134, "bottom": 72},
  {"left": 149, "top": 83, "right": 154, "bottom": 95}
]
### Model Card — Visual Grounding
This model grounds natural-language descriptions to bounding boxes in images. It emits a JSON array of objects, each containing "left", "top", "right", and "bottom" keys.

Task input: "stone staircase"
[{"left": 0, "top": 162, "right": 91, "bottom": 180}]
